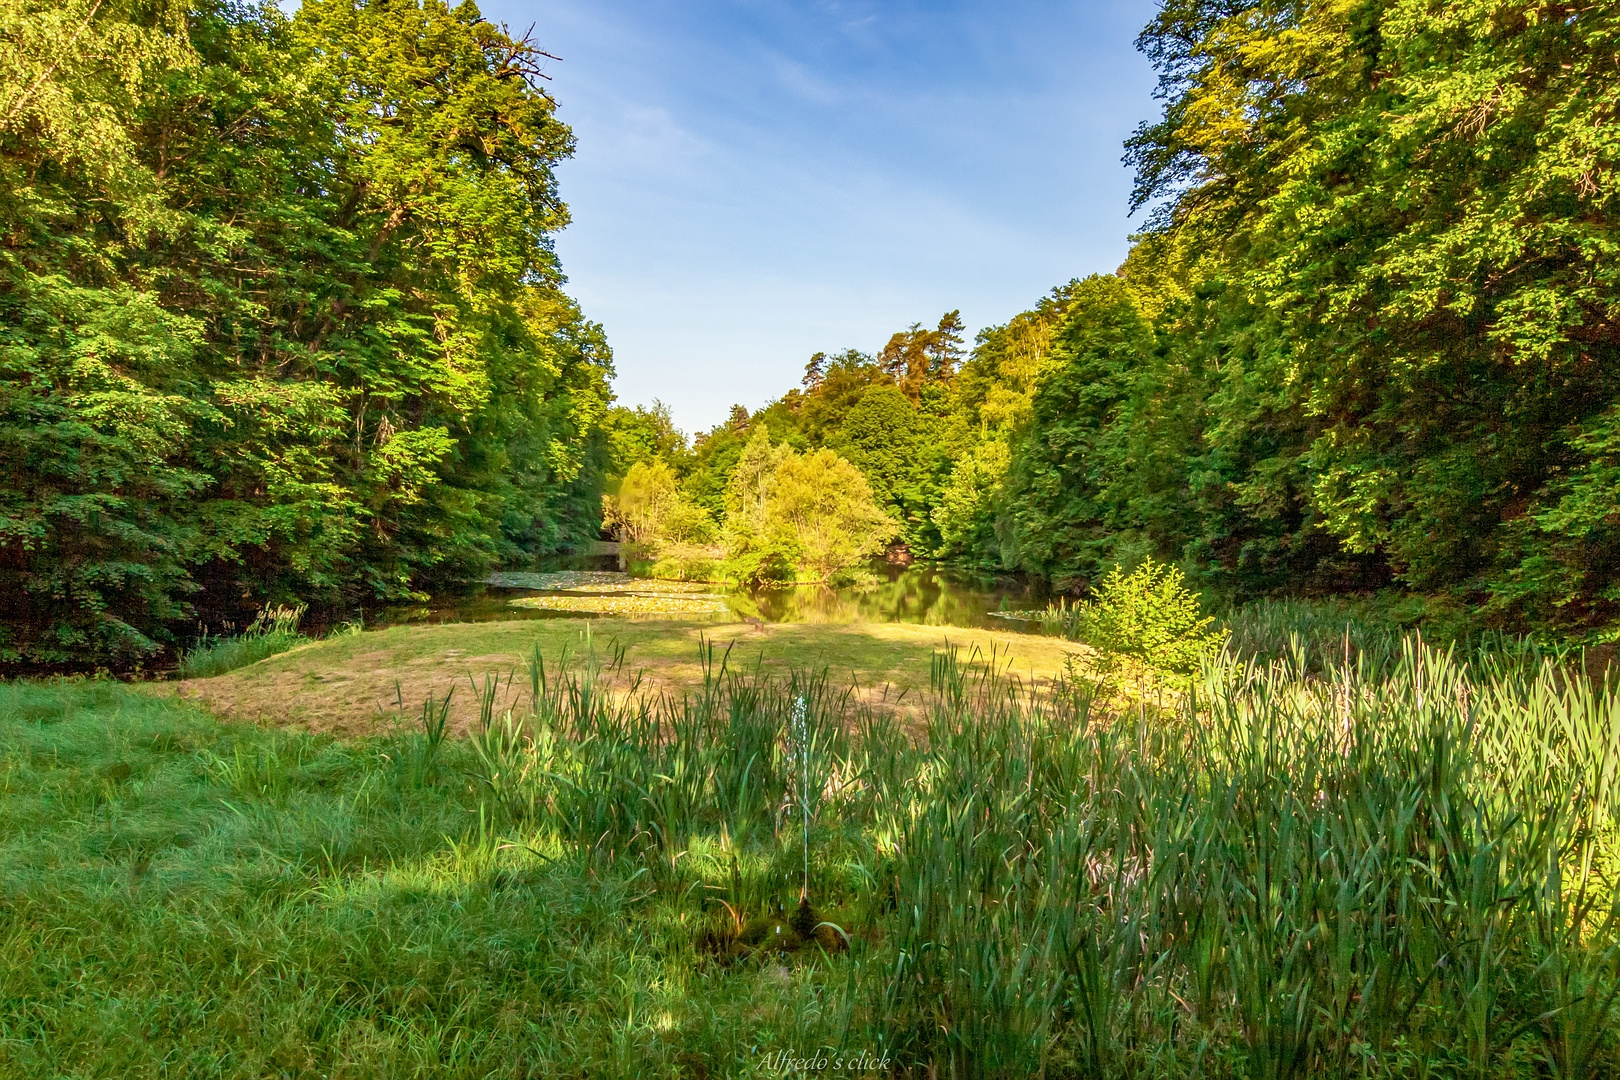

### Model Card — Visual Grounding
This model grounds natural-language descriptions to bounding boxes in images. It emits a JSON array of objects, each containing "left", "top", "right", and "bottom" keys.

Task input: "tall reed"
[{"left": 461, "top": 635, "right": 1620, "bottom": 1075}]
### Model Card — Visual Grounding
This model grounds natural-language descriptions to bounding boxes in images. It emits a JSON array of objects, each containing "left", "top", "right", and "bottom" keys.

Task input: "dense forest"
[
  {"left": 4, "top": 0, "right": 1618, "bottom": 668},
  {"left": 1, "top": 0, "right": 613, "bottom": 667},
  {"left": 611, "top": 0, "right": 1620, "bottom": 629}
]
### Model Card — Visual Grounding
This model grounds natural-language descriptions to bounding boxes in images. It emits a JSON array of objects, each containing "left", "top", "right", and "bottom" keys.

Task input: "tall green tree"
[
  {"left": 1126, "top": 0, "right": 1620, "bottom": 619},
  {"left": 1003, "top": 276, "right": 1158, "bottom": 587},
  {"left": 830, "top": 384, "right": 947, "bottom": 555},
  {"left": 601, "top": 401, "right": 689, "bottom": 484},
  {"left": 0, "top": 0, "right": 612, "bottom": 666},
  {"left": 932, "top": 282, "right": 1083, "bottom": 568}
]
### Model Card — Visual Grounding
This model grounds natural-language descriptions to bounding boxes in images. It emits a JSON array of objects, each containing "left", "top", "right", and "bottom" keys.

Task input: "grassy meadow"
[
  {"left": 4, "top": 615, "right": 1620, "bottom": 1077},
  {"left": 168, "top": 617, "right": 1082, "bottom": 734}
]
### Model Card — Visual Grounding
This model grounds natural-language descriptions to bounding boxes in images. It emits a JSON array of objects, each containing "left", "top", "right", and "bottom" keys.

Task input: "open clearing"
[{"left": 170, "top": 617, "right": 1082, "bottom": 734}]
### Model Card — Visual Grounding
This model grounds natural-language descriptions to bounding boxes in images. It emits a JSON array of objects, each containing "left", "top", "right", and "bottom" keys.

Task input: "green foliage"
[
  {"left": 1002, "top": 275, "right": 1162, "bottom": 588},
  {"left": 600, "top": 458, "right": 720, "bottom": 581},
  {"left": 0, "top": 0, "right": 193, "bottom": 187},
  {"left": 678, "top": 422, "right": 747, "bottom": 522},
  {"left": 0, "top": 284, "right": 215, "bottom": 664},
  {"left": 718, "top": 431, "right": 894, "bottom": 586},
  {"left": 718, "top": 427, "right": 798, "bottom": 584},
  {"left": 600, "top": 400, "right": 689, "bottom": 483},
  {"left": 602, "top": 460, "right": 715, "bottom": 549},
  {"left": 399, "top": 685, "right": 452, "bottom": 788},
  {"left": 931, "top": 439, "right": 1010, "bottom": 565},
  {"left": 791, "top": 347, "right": 888, "bottom": 444},
  {"left": 1047, "top": 558, "right": 1227, "bottom": 681},
  {"left": 595, "top": 426, "right": 894, "bottom": 586},
  {"left": 926, "top": 284, "right": 1084, "bottom": 569},
  {"left": 0, "top": 0, "right": 612, "bottom": 668},
  {"left": 828, "top": 385, "right": 947, "bottom": 554},
  {"left": 1117, "top": 0, "right": 1620, "bottom": 620},
  {"left": 644, "top": 546, "right": 724, "bottom": 583},
  {"left": 764, "top": 448, "right": 896, "bottom": 584},
  {"left": 678, "top": 322, "right": 959, "bottom": 560}
]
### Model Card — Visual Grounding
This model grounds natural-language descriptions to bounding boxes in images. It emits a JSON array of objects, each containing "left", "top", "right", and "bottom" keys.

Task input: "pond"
[{"left": 374, "top": 562, "right": 1056, "bottom": 633}]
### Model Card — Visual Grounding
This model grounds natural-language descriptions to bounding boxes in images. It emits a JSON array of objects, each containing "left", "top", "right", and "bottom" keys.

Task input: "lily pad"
[
  {"left": 485, "top": 571, "right": 631, "bottom": 591},
  {"left": 508, "top": 594, "right": 730, "bottom": 616}
]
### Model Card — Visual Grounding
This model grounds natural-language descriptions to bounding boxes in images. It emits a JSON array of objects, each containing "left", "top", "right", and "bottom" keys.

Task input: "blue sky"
[{"left": 477, "top": 0, "right": 1163, "bottom": 434}]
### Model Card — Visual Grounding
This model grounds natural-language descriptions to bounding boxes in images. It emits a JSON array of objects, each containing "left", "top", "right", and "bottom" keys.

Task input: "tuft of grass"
[
  {"left": 405, "top": 683, "right": 453, "bottom": 788},
  {"left": 177, "top": 604, "right": 308, "bottom": 679},
  {"left": 4, "top": 633, "right": 1620, "bottom": 1076}
]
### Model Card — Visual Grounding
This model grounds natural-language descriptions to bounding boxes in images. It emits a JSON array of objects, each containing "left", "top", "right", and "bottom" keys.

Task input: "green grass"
[
  {"left": 175, "top": 617, "right": 1082, "bottom": 733},
  {"left": 177, "top": 604, "right": 313, "bottom": 679},
  {"left": 4, "top": 635, "right": 1620, "bottom": 1076}
]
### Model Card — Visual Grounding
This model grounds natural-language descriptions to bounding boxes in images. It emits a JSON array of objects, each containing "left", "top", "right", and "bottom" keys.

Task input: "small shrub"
[
  {"left": 720, "top": 533, "right": 801, "bottom": 587},
  {"left": 200, "top": 734, "right": 303, "bottom": 800},
  {"left": 1057, "top": 559, "right": 1226, "bottom": 683}
]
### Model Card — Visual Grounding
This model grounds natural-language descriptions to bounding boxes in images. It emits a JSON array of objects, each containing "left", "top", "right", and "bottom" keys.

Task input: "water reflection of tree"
[{"left": 732, "top": 566, "right": 1039, "bottom": 627}]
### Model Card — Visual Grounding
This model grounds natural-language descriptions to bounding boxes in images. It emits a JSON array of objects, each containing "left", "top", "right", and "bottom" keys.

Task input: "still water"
[{"left": 376, "top": 563, "right": 1053, "bottom": 632}]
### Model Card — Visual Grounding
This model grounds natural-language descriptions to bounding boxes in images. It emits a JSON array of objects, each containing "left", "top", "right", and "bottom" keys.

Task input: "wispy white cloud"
[{"left": 766, "top": 52, "right": 844, "bottom": 106}]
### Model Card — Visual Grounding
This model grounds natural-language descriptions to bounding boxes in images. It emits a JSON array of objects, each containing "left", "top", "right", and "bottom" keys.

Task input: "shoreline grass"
[{"left": 175, "top": 604, "right": 313, "bottom": 680}]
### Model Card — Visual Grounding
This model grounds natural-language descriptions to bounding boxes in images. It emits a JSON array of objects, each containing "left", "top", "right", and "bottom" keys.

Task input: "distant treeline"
[
  {"left": 2, "top": 0, "right": 612, "bottom": 667},
  {"left": 609, "top": 0, "right": 1619, "bottom": 630}
]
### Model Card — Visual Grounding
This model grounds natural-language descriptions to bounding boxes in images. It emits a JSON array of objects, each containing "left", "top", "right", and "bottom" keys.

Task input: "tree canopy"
[
  {"left": 1118, "top": 0, "right": 1620, "bottom": 619},
  {"left": 0, "top": 0, "right": 611, "bottom": 667}
]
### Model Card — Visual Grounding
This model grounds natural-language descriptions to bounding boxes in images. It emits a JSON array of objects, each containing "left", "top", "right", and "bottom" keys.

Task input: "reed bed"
[
  {"left": 433, "top": 635, "right": 1620, "bottom": 1075},
  {"left": 1219, "top": 595, "right": 1576, "bottom": 676},
  {"left": 2, "top": 634, "right": 1618, "bottom": 1076}
]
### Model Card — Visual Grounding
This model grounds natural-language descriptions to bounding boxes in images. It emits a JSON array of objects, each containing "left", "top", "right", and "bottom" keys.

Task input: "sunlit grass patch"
[{"left": 164, "top": 619, "right": 1082, "bottom": 736}]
